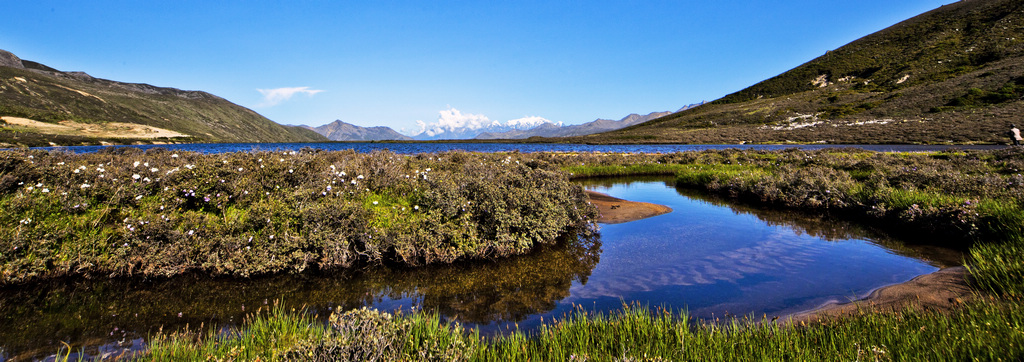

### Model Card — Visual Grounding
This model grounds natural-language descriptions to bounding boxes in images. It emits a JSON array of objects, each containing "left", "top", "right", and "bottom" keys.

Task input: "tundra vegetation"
[
  {"left": 7, "top": 148, "right": 1024, "bottom": 360},
  {"left": 0, "top": 148, "right": 597, "bottom": 284}
]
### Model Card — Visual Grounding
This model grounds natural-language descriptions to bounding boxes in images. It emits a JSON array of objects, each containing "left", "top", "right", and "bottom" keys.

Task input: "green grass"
[
  {"left": 144, "top": 304, "right": 331, "bottom": 361},
  {"left": 18, "top": 147, "right": 1024, "bottom": 360},
  {"left": 673, "top": 164, "right": 769, "bottom": 187},
  {"left": 562, "top": 164, "right": 687, "bottom": 178},
  {"left": 138, "top": 300, "right": 1024, "bottom": 361}
]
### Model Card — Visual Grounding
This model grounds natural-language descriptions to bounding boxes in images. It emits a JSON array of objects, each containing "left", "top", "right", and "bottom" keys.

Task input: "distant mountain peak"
[
  {"left": 311, "top": 120, "right": 412, "bottom": 141},
  {"left": 474, "top": 109, "right": 681, "bottom": 140},
  {"left": 412, "top": 107, "right": 561, "bottom": 140}
]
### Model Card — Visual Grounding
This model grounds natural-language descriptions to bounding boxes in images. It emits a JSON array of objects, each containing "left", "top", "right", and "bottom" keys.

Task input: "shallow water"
[
  {"left": 0, "top": 177, "right": 957, "bottom": 360},
  {"left": 24, "top": 141, "right": 1003, "bottom": 154}
]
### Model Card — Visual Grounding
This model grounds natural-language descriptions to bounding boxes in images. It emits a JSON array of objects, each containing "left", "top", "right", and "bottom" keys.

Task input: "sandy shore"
[
  {"left": 585, "top": 190, "right": 672, "bottom": 224},
  {"left": 788, "top": 266, "right": 975, "bottom": 323}
]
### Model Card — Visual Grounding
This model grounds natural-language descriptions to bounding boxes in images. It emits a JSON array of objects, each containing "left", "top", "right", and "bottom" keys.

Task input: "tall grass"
[
  {"left": 140, "top": 301, "right": 1024, "bottom": 361},
  {"left": 144, "top": 304, "right": 329, "bottom": 361}
]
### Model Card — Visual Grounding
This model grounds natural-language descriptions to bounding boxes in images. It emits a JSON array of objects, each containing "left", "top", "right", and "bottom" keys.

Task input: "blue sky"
[{"left": 2, "top": 1, "right": 955, "bottom": 135}]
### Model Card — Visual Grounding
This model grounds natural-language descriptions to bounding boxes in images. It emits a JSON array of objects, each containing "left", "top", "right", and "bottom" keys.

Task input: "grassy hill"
[
  {"left": 574, "top": 0, "right": 1024, "bottom": 145},
  {"left": 0, "top": 50, "right": 327, "bottom": 147}
]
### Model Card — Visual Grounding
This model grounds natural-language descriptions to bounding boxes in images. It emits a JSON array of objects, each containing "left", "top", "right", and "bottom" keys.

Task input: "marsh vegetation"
[
  {"left": 0, "top": 148, "right": 596, "bottom": 284},
  {"left": 3, "top": 147, "right": 1024, "bottom": 360}
]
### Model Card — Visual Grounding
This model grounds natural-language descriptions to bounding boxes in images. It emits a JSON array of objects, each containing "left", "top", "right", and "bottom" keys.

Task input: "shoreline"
[
  {"left": 788, "top": 266, "right": 975, "bottom": 324},
  {"left": 584, "top": 190, "right": 672, "bottom": 223},
  {"left": 589, "top": 190, "right": 978, "bottom": 324}
]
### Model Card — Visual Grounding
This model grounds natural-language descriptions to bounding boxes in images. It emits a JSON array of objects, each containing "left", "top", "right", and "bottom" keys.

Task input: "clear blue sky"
[{"left": 2, "top": 0, "right": 955, "bottom": 135}]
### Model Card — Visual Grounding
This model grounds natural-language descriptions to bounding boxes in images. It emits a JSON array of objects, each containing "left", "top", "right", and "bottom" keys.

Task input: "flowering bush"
[{"left": 0, "top": 149, "right": 597, "bottom": 284}]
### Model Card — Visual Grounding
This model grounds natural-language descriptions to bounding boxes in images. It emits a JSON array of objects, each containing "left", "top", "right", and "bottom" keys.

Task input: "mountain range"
[
  {"left": 304, "top": 106, "right": 701, "bottom": 141},
  {"left": 571, "top": 0, "right": 1024, "bottom": 145},
  {"left": 475, "top": 102, "right": 706, "bottom": 140},
  {"left": 474, "top": 111, "right": 671, "bottom": 140},
  {"left": 306, "top": 120, "right": 412, "bottom": 141},
  {"left": 0, "top": 49, "right": 327, "bottom": 147},
  {"left": 5, "top": 0, "right": 1018, "bottom": 146}
]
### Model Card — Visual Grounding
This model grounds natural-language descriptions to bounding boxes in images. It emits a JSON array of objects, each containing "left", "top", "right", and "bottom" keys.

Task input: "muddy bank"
[
  {"left": 789, "top": 266, "right": 976, "bottom": 323},
  {"left": 585, "top": 190, "right": 672, "bottom": 224}
]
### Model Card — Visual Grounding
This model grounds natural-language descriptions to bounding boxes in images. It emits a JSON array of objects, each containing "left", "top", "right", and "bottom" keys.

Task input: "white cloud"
[
  {"left": 256, "top": 87, "right": 324, "bottom": 107},
  {"left": 414, "top": 107, "right": 557, "bottom": 138}
]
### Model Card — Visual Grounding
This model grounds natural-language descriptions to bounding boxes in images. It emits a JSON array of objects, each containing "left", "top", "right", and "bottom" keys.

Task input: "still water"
[
  {"left": 0, "top": 177, "right": 956, "bottom": 360},
  {"left": 27, "top": 141, "right": 1003, "bottom": 154}
]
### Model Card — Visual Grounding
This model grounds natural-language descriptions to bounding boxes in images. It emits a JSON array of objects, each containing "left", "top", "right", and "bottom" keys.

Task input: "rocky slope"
[
  {"left": 0, "top": 49, "right": 327, "bottom": 146},
  {"left": 575, "top": 0, "right": 1024, "bottom": 144}
]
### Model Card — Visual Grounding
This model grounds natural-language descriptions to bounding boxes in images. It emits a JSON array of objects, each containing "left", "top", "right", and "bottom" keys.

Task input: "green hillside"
[
  {"left": 0, "top": 50, "right": 327, "bottom": 147},
  {"left": 576, "top": 0, "right": 1024, "bottom": 144}
]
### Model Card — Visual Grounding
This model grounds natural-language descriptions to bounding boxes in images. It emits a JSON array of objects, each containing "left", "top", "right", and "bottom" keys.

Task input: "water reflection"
[
  {"left": 0, "top": 236, "right": 599, "bottom": 360},
  {"left": 28, "top": 142, "right": 1003, "bottom": 155},
  {"left": 0, "top": 177, "right": 958, "bottom": 360}
]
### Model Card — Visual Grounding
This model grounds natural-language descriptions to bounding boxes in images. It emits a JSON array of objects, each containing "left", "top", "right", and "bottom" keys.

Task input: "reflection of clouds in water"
[{"left": 569, "top": 234, "right": 827, "bottom": 300}]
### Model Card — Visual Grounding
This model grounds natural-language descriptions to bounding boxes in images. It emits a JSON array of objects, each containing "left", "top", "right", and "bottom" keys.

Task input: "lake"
[
  {"left": 25, "top": 141, "right": 1004, "bottom": 154},
  {"left": 0, "top": 176, "right": 958, "bottom": 360}
]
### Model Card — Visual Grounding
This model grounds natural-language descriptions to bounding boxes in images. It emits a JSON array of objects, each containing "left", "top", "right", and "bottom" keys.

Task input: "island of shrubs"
[{"left": 0, "top": 148, "right": 597, "bottom": 284}]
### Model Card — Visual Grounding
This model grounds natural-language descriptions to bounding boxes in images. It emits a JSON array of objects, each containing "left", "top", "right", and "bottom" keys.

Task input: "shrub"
[{"left": 0, "top": 149, "right": 598, "bottom": 284}]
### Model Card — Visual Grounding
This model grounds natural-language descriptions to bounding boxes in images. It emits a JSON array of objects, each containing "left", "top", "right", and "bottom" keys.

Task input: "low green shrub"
[{"left": 0, "top": 149, "right": 598, "bottom": 284}]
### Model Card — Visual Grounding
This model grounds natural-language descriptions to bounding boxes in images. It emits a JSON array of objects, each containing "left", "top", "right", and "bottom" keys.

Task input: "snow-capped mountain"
[{"left": 411, "top": 108, "right": 561, "bottom": 140}]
